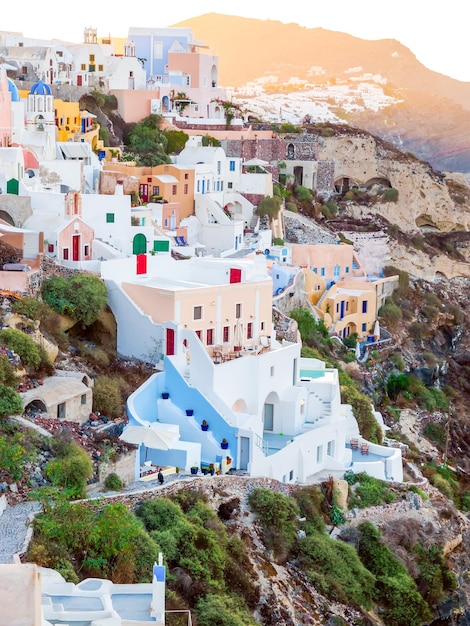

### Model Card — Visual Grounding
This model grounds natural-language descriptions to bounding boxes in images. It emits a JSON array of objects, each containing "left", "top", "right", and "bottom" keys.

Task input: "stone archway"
[
  {"left": 25, "top": 399, "right": 47, "bottom": 415},
  {"left": 0, "top": 210, "right": 14, "bottom": 225}
]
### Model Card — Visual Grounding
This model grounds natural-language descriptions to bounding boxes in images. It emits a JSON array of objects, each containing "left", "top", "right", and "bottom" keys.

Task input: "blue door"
[{"left": 340, "top": 300, "right": 345, "bottom": 319}]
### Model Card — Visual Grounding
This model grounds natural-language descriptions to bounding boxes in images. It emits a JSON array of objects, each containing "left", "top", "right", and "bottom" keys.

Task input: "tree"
[
  {"left": 162, "top": 129, "right": 189, "bottom": 154},
  {"left": 41, "top": 273, "right": 108, "bottom": 327},
  {"left": 255, "top": 195, "right": 282, "bottom": 221},
  {"left": 124, "top": 114, "right": 171, "bottom": 167},
  {"left": 0, "top": 384, "right": 23, "bottom": 418},
  {"left": 0, "top": 328, "right": 41, "bottom": 369}
]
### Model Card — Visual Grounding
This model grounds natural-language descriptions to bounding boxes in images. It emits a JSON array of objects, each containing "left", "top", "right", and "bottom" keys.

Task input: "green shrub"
[
  {"left": 104, "top": 472, "right": 123, "bottom": 491},
  {"left": 92, "top": 375, "right": 124, "bottom": 418},
  {"left": 294, "top": 185, "right": 313, "bottom": 202},
  {"left": 381, "top": 187, "right": 399, "bottom": 202},
  {"left": 195, "top": 594, "right": 258, "bottom": 626},
  {"left": 0, "top": 432, "right": 33, "bottom": 479},
  {"left": 423, "top": 423, "right": 446, "bottom": 449},
  {"left": 378, "top": 300, "right": 403, "bottom": 330},
  {"left": 0, "top": 328, "right": 41, "bottom": 370},
  {"left": 45, "top": 440, "right": 93, "bottom": 499},
  {"left": 0, "top": 355, "right": 16, "bottom": 387},
  {"left": 340, "top": 385, "right": 382, "bottom": 443},
  {"left": 386, "top": 372, "right": 410, "bottom": 401},
  {"left": 430, "top": 473, "right": 455, "bottom": 499},
  {"left": 41, "top": 273, "right": 108, "bottom": 327},
  {"left": 285, "top": 202, "right": 298, "bottom": 212},
  {"left": 408, "top": 322, "right": 428, "bottom": 340},
  {"left": 298, "top": 531, "right": 376, "bottom": 608},
  {"left": 389, "top": 352, "right": 406, "bottom": 372},
  {"left": 348, "top": 473, "right": 395, "bottom": 509},
  {"left": 11, "top": 297, "right": 51, "bottom": 320},
  {"left": 248, "top": 488, "right": 299, "bottom": 561},
  {"left": 0, "top": 383, "right": 23, "bottom": 418}
]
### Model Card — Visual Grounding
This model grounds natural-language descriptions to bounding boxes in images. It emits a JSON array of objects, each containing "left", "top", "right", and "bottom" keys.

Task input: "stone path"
[{"left": 0, "top": 500, "right": 41, "bottom": 564}]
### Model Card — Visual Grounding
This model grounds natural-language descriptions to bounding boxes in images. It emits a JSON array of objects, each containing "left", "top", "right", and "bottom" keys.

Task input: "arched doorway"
[
  {"left": 25, "top": 399, "right": 47, "bottom": 415},
  {"left": 133, "top": 233, "right": 146, "bottom": 255}
]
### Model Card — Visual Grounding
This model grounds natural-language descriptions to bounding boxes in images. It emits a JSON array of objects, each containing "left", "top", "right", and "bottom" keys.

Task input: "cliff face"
[{"left": 312, "top": 130, "right": 470, "bottom": 279}]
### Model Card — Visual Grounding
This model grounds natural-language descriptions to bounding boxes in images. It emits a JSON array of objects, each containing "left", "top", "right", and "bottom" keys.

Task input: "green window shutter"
[
  {"left": 106, "top": 213, "right": 115, "bottom": 223},
  {"left": 153, "top": 240, "right": 170, "bottom": 252}
]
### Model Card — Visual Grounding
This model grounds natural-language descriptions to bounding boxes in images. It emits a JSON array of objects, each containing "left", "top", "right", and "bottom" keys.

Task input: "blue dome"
[
  {"left": 30, "top": 80, "right": 52, "bottom": 96},
  {"left": 7, "top": 78, "right": 20, "bottom": 102}
]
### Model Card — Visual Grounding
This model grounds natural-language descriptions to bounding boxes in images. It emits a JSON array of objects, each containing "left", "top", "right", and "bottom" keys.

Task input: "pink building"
[{"left": 0, "top": 67, "right": 13, "bottom": 147}]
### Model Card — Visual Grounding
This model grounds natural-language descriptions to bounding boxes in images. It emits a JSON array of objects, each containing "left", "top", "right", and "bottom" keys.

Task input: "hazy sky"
[{"left": 4, "top": 0, "right": 468, "bottom": 82}]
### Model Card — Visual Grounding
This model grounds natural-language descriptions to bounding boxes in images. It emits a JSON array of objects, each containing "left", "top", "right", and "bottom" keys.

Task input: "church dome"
[
  {"left": 7, "top": 78, "right": 20, "bottom": 102},
  {"left": 30, "top": 80, "right": 52, "bottom": 95}
]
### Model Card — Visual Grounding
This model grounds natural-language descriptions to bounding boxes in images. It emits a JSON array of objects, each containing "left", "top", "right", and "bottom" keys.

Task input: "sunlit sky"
[{"left": 4, "top": 0, "right": 469, "bottom": 82}]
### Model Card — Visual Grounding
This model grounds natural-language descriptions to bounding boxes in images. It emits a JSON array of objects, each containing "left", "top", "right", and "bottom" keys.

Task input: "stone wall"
[{"left": 87, "top": 451, "right": 136, "bottom": 495}]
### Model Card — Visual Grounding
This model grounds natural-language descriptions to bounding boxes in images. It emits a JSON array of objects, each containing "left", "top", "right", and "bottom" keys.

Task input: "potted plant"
[
  {"left": 221, "top": 438, "right": 229, "bottom": 450},
  {"left": 201, "top": 420, "right": 209, "bottom": 431},
  {"left": 190, "top": 466, "right": 198, "bottom": 475},
  {"left": 186, "top": 409, "right": 194, "bottom": 416},
  {"left": 226, "top": 456, "right": 232, "bottom": 465},
  {"left": 161, "top": 392, "right": 170, "bottom": 399}
]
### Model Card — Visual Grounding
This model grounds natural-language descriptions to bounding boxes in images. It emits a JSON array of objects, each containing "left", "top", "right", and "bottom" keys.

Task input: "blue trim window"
[
  {"left": 229, "top": 160, "right": 236, "bottom": 171},
  {"left": 362, "top": 300, "right": 368, "bottom": 314}
]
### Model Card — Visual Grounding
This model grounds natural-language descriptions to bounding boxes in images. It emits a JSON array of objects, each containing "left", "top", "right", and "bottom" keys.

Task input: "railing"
[{"left": 255, "top": 433, "right": 269, "bottom": 456}]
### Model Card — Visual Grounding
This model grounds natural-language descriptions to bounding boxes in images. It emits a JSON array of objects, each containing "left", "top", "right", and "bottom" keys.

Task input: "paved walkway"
[{"left": 0, "top": 500, "right": 41, "bottom": 564}]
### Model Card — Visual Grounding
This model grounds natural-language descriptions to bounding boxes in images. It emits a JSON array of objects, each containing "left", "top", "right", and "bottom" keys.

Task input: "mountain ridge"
[{"left": 173, "top": 13, "right": 470, "bottom": 173}]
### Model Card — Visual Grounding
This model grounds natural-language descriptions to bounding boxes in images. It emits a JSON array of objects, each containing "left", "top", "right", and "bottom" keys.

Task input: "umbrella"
[
  {"left": 234, "top": 318, "right": 244, "bottom": 348},
  {"left": 244, "top": 158, "right": 269, "bottom": 167},
  {"left": 374, "top": 320, "right": 380, "bottom": 340},
  {"left": 120, "top": 421, "right": 180, "bottom": 460}
]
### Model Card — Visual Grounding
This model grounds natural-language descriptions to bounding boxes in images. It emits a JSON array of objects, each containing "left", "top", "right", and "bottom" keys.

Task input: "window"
[
  {"left": 193, "top": 306, "right": 202, "bottom": 320},
  {"left": 270, "top": 366, "right": 275, "bottom": 377},
  {"left": 81, "top": 394, "right": 87, "bottom": 405},
  {"left": 197, "top": 180, "right": 200, "bottom": 192},
  {"left": 313, "top": 267, "right": 317, "bottom": 274},
  {"left": 260, "top": 321, "right": 265, "bottom": 331},
  {"left": 57, "top": 402, "right": 66, "bottom": 419},
  {"left": 345, "top": 266, "right": 350, "bottom": 273},
  {"left": 147, "top": 177, "right": 152, "bottom": 183},
  {"left": 80, "top": 64, "right": 86, "bottom": 71},
  {"left": 153, "top": 41, "right": 163, "bottom": 59},
  {"left": 172, "top": 185, "right": 177, "bottom": 195},
  {"left": 22, "top": 65, "right": 28, "bottom": 75},
  {"left": 206, "top": 328, "right": 214, "bottom": 345},
  {"left": 362, "top": 300, "right": 368, "bottom": 313},
  {"left": 89, "top": 54, "right": 95, "bottom": 62},
  {"left": 217, "top": 161, "right": 221, "bottom": 175},
  {"left": 63, "top": 248, "right": 69, "bottom": 260},
  {"left": 320, "top": 267, "right": 325, "bottom": 277},
  {"left": 247, "top": 322, "right": 253, "bottom": 339},
  {"left": 184, "top": 173, "right": 189, "bottom": 179},
  {"left": 362, "top": 323, "right": 367, "bottom": 332},
  {"left": 327, "top": 440, "right": 334, "bottom": 456},
  {"left": 184, "top": 184, "right": 188, "bottom": 194},
  {"left": 223, "top": 326, "right": 230, "bottom": 342},
  {"left": 336, "top": 303, "right": 339, "bottom": 313},
  {"left": 106, "top": 213, "right": 115, "bottom": 223},
  {"left": 98, "top": 64, "right": 103, "bottom": 72},
  {"left": 289, "top": 470, "right": 294, "bottom": 481},
  {"left": 228, "top": 182, "right": 233, "bottom": 189},
  {"left": 229, "top": 161, "right": 235, "bottom": 171},
  {"left": 235, "top": 303, "right": 242, "bottom": 318},
  {"left": 316, "top": 445, "right": 323, "bottom": 463},
  {"left": 84, "top": 244, "right": 90, "bottom": 256},
  {"left": 195, "top": 330, "right": 201, "bottom": 340},
  {"left": 153, "top": 186, "right": 160, "bottom": 196},
  {"left": 48, "top": 243, "right": 54, "bottom": 253}
]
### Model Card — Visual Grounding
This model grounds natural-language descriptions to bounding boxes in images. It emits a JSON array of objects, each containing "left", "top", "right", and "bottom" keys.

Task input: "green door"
[{"left": 133, "top": 233, "right": 146, "bottom": 255}]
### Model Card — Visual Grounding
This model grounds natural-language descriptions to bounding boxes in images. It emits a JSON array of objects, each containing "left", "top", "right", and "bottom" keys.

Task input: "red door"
[
  {"left": 72, "top": 235, "right": 80, "bottom": 261},
  {"left": 136, "top": 253, "right": 147, "bottom": 275},
  {"left": 139, "top": 184, "right": 148, "bottom": 203},
  {"left": 229, "top": 268, "right": 241, "bottom": 283},
  {"left": 77, "top": 75, "right": 82, "bottom": 86},
  {"left": 166, "top": 328, "right": 175, "bottom": 356}
]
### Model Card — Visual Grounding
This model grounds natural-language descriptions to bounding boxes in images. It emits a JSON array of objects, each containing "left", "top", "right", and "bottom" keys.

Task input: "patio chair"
[
  {"left": 179, "top": 236, "right": 188, "bottom": 246},
  {"left": 350, "top": 438, "right": 359, "bottom": 449},
  {"left": 360, "top": 443, "right": 369, "bottom": 455}
]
